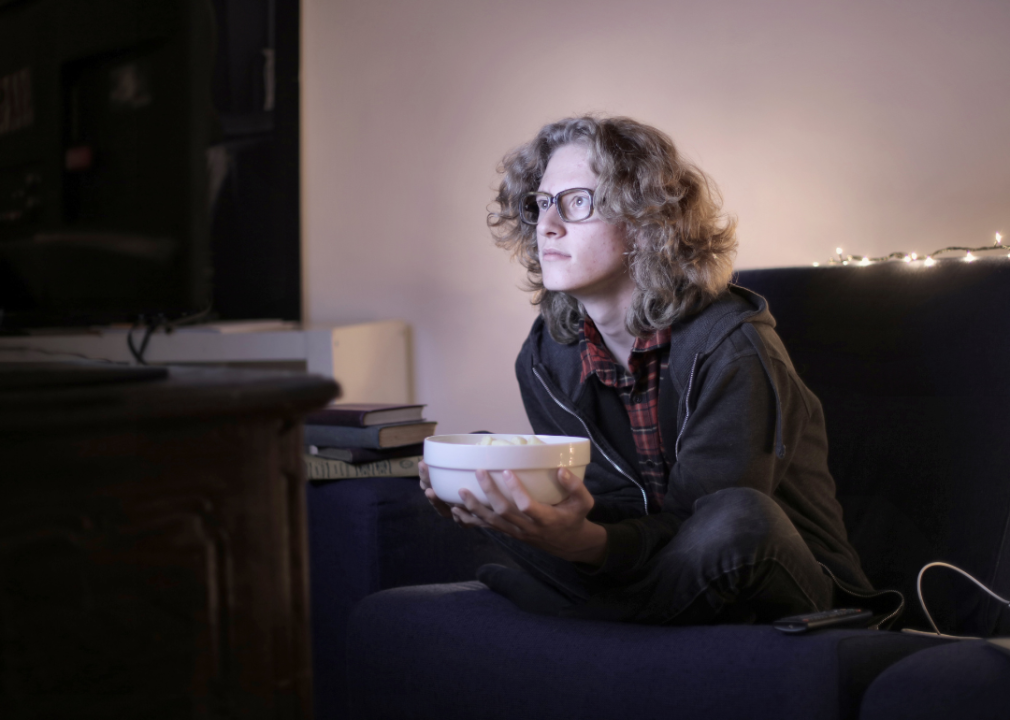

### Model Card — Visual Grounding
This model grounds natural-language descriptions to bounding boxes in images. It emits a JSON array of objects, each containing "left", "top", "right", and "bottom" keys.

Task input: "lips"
[{"left": 540, "top": 248, "right": 570, "bottom": 260}]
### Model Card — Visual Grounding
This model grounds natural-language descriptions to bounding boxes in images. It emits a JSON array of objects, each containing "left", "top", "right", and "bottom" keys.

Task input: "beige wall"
[{"left": 301, "top": 0, "right": 1010, "bottom": 434}]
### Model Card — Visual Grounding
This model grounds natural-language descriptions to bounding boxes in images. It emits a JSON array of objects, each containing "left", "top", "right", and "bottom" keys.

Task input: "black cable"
[
  {"left": 127, "top": 314, "right": 164, "bottom": 365},
  {"left": 125, "top": 303, "right": 214, "bottom": 364}
]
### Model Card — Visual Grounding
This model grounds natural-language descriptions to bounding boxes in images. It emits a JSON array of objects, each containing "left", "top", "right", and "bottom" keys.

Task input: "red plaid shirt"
[{"left": 579, "top": 316, "right": 672, "bottom": 506}]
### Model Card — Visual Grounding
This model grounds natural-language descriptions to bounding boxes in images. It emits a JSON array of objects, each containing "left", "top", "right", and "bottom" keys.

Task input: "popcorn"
[{"left": 476, "top": 435, "right": 547, "bottom": 446}]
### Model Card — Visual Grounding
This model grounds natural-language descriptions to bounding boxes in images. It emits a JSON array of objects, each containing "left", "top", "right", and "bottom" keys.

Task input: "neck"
[{"left": 580, "top": 283, "right": 638, "bottom": 372}]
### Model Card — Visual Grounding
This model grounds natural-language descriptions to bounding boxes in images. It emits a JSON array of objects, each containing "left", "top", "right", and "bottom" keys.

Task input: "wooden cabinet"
[{"left": 0, "top": 364, "right": 337, "bottom": 719}]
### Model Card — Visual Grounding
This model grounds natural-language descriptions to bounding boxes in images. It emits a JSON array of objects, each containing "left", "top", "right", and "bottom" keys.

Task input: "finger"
[
  {"left": 458, "top": 488, "right": 525, "bottom": 536},
  {"left": 424, "top": 487, "right": 453, "bottom": 518},
  {"left": 457, "top": 487, "right": 496, "bottom": 519},
  {"left": 475, "top": 469, "right": 523, "bottom": 518},
  {"left": 451, "top": 505, "right": 490, "bottom": 529},
  {"left": 474, "top": 470, "right": 511, "bottom": 512},
  {"left": 556, "top": 466, "right": 583, "bottom": 490},
  {"left": 500, "top": 470, "right": 538, "bottom": 516},
  {"left": 559, "top": 466, "right": 592, "bottom": 497},
  {"left": 418, "top": 461, "right": 431, "bottom": 488},
  {"left": 554, "top": 467, "right": 594, "bottom": 512},
  {"left": 423, "top": 486, "right": 452, "bottom": 516}
]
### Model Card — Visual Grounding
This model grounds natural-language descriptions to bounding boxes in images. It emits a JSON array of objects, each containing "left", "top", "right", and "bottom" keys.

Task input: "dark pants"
[{"left": 484, "top": 486, "right": 835, "bottom": 625}]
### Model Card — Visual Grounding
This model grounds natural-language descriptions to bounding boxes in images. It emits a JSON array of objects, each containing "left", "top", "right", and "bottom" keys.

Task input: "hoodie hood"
[
  {"left": 664, "top": 284, "right": 776, "bottom": 394},
  {"left": 526, "top": 285, "right": 776, "bottom": 396}
]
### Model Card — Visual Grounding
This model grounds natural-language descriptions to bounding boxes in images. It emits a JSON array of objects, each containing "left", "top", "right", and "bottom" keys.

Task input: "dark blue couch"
[{"left": 310, "top": 258, "right": 1010, "bottom": 719}]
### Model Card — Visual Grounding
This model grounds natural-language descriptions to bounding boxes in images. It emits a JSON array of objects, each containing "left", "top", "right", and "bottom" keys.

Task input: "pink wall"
[{"left": 302, "top": 0, "right": 1010, "bottom": 434}]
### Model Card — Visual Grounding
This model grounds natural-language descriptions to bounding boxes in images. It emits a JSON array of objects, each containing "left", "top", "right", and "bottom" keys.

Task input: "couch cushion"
[
  {"left": 859, "top": 640, "right": 1010, "bottom": 719},
  {"left": 347, "top": 583, "right": 947, "bottom": 720}
]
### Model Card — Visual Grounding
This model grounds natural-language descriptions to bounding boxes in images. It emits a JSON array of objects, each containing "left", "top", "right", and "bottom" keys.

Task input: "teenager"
[{"left": 419, "top": 116, "right": 899, "bottom": 626}]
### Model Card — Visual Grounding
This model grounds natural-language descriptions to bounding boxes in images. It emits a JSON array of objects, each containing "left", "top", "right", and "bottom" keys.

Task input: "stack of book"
[{"left": 303, "top": 402, "right": 436, "bottom": 481}]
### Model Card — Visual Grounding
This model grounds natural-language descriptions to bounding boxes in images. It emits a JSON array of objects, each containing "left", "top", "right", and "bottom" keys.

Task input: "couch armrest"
[
  {"left": 859, "top": 640, "right": 1010, "bottom": 719},
  {"left": 306, "top": 477, "right": 513, "bottom": 719}
]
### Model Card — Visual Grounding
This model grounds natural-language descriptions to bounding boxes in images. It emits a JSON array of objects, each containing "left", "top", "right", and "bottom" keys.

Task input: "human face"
[{"left": 536, "top": 144, "right": 634, "bottom": 305}]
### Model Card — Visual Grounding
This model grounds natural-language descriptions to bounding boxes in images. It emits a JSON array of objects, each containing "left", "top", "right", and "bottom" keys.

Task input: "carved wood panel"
[
  {"left": 0, "top": 368, "right": 331, "bottom": 719},
  {"left": 0, "top": 498, "right": 229, "bottom": 718}
]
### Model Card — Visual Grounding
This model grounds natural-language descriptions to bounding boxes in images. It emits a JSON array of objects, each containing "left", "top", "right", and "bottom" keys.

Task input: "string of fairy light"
[{"left": 813, "top": 232, "right": 1006, "bottom": 267}]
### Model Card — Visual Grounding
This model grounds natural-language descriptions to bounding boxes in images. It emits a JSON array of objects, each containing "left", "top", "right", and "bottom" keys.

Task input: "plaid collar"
[{"left": 579, "top": 316, "right": 672, "bottom": 385}]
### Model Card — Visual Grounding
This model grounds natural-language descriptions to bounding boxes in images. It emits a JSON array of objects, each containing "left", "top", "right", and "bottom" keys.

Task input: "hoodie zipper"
[
  {"left": 532, "top": 365, "right": 649, "bottom": 515},
  {"left": 673, "top": 353, "right": 700, "bottom": 461}
]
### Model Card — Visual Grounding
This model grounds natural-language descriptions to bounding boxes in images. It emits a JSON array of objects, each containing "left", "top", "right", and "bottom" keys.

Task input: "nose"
[{"left": 537, "top": 201, "right": 565, "bottom": 237}]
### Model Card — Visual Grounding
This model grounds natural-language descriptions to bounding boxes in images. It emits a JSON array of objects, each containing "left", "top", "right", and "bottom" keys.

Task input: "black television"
[{"left": 0, "top": 0, "right": 301, "bottom": 331}]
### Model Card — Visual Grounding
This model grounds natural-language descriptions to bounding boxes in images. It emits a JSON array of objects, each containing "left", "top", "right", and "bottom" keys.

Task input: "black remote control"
[{"left": 773, "top": 607, "right": 873, "bottom": 634}]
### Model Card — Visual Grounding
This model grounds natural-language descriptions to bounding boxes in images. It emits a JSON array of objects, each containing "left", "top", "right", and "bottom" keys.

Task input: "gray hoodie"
[{"left": 515, "top": 284, "right": 874, "bottom": 593}]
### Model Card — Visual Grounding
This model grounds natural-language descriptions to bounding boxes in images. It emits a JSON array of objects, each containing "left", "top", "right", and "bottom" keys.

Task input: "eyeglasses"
[{"left": 519, "top": 188, "right": 595, "bottom": 225}]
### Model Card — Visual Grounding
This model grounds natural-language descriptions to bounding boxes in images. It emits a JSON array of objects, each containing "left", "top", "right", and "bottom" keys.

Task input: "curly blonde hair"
[{"left": 488, "top": 115, "right": 738, "bottom": 344}]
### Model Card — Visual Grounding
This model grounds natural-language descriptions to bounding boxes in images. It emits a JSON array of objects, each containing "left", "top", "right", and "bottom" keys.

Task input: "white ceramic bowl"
[{"left": 423, "top": 434, "right": 591, "bottom": 506}]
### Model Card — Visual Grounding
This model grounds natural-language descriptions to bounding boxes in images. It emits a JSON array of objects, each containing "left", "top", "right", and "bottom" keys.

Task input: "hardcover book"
[
  {"left": 305, "top": 402, "right": 426, "bottom": 427},
  {"left": 307, "top": 442, "right": 425, "bottom": 464},
  {"left": 303, "top": 454, "right": 423, "bottom": 481},
  {"left": 303, "top": 421, "right": 437, "bottom": 449}
]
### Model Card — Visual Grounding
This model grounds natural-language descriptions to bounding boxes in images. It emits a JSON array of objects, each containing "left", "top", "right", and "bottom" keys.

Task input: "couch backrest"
[{"left": 736, "top": 258, "right": 1010, "bottom": 635}]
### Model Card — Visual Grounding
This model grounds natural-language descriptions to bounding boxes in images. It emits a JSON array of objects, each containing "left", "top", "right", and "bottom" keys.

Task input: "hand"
[
  {"left": 418, "top": 460, "right": 455, "bottom": 520},
  {"left": 453, "top": 467, "right": 608, "bottom": 566}
]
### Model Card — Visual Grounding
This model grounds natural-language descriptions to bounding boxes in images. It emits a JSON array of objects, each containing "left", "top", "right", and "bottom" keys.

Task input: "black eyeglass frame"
[{"left": 519, "top": 187, "right": 596, "bottom": 225}]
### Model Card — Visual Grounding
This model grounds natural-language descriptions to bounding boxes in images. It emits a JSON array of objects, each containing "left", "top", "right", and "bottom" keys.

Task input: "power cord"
[
  {"left": 0, "top": 306, "right": 213, "bottom": 366},
  {"left": 126, "top": 306, "right": 212, "bottom": 365},
  {"left": 127, "top": 315, "right": 164, "bottom": 365},
  {"left": 914, "top": 562, "right": 1010, "bottom": 639}
]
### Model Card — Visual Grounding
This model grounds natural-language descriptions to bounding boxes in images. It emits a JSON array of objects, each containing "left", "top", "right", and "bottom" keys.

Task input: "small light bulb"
[
  {"left": 997, "top": 232, "right": 1003, "bottom": 245},
  {"left": 965, "top": 251, "right": 976, "bottom": 262},
  {"left": 812, "top": 262, "right": 820, "bottom": 267},
  {"left": 924, "top": 256, "right": 935, "bottom": 267},
  {"left": 859, "top": 257, "right": 871, "bottom": 266},
  {"left": 911, "top": 252, "right": 918, "bottom": 260},
  {"left": 836, "top": 247, "right": 844, "bottom": 256},
  {"left": 903, "top": 255, "right": 912, "bottom": 263}
]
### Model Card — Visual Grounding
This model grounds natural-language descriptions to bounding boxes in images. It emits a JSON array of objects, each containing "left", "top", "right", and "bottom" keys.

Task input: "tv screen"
[{"left": 0, "top": 0, "right": 213, "bottom": 329}]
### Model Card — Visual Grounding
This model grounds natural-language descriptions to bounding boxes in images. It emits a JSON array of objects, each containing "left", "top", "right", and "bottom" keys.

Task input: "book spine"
[
  {"left": 303, "top": 410, "right": 368, "bottom": 427},
  {"left": 304, "top": 424, "right": 382, "bottom": 448},
  {"left": 303, "top": 454, "right": 422, "bottom": 480},
  {"left": 308, "top": 443, "right": 426, "bottom": 464}
]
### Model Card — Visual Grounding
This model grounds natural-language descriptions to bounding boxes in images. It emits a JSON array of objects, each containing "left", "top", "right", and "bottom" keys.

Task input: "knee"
[
  {"left": 693, "top": 486, "right": 782, "bottom": 526},
  {"left": 688, "top": 487, "right": 798, "bottom": 559}
]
